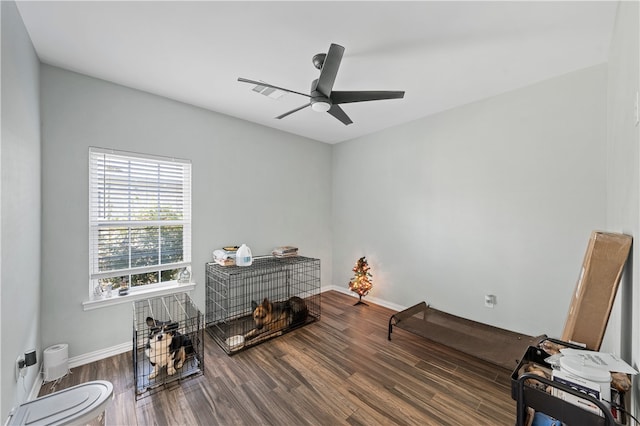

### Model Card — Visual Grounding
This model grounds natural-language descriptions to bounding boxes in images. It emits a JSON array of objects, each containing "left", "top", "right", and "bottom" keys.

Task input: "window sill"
[{"left": 82, "top": 282, "right": 196, "bottom": 311}]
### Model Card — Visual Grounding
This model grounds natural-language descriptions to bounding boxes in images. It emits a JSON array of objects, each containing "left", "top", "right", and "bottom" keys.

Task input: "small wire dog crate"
[
  {"left": 132, "top": 293, "right": 204, "bottom": 398},
  {"left": 206, "top": 256, "right": 321, "bottom": 354}
]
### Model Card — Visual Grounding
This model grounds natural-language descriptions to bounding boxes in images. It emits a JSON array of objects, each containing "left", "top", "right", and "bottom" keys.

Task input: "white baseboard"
[
  {"left": 69, "top": 341, "right": 131, "bottom": 369},
  {"left": 321, "top": 285, "right": 407, "bottom": 312}
]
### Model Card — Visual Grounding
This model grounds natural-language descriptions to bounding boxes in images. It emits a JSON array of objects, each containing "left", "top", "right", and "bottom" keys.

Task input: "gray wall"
[
  {"left": 1, "top": 0, "right": 42, "bottom": 419},
  {"left": 40, "top": 65, "right": 332, "bottom": 358},
  {"left": 332, "top": 64, "right": 608, "bottom": 338},
  {"left": 604, "top": 0, "right": 640, "bottom": 412}
]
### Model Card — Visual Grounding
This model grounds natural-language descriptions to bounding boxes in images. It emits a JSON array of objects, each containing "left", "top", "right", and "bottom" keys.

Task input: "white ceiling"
[{"left": 16, "top": 1, "right": 618, "bottom": 144}]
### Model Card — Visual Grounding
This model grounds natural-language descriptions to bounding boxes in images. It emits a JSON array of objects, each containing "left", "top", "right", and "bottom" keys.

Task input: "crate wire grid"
[
  {"left": 206, "top": 256, "right": 321, "bottom": 354},
  {"left": 132, "top": 292, "right": 204, "bottom": 398}
]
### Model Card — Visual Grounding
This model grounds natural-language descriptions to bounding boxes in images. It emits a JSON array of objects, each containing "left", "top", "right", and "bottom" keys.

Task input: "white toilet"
[{"left": 7, "top": 381, "right": 113, "bottom": 426}]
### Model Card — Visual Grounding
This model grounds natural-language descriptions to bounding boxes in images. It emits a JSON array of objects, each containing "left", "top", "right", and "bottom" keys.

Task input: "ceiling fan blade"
[
  {"left": 316, "top": 44, "right": 344, "bottom": 97},
  {"left": 238, "top": 78, "right": 310, "bottom": 98},
  {"left": 276, "top": 103, "right": 311, "bottom": 119},
  {"left": 327, "top": 105, "right": 353, "bottom": 126},
  {"left": 331, "top": 90, "right": 405, "bottom": 104}
]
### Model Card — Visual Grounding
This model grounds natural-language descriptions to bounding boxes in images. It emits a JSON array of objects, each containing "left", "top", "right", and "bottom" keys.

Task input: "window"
[{"left": 89, "top": 147, "right": 191, "bottom": 298}]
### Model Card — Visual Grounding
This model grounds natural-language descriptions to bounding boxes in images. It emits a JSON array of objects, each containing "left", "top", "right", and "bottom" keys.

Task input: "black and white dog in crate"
[{"left": 145, "top": 317, "right": 193, "bottom": 380}]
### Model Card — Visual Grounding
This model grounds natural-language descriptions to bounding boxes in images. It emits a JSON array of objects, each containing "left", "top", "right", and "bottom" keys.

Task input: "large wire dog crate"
[
  {"left": 132, "top": 293, "right": 204, "bottom": 398},
  {"left": 206, "top": 256, "right": 321, "bottom": 354}
]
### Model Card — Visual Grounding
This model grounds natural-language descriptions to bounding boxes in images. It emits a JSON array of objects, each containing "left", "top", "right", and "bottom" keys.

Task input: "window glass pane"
[
  {"left": 131, "top": 271, "right": 159, "bottom": 287},
  {"left": 98, "top": 227, "right": 130, "bottom": 271},
  {"left": 158, "top": 164, "right": 185, "bottom": 220},
  {"left": 161, "top": 269, "right": 180, "bottom": 282},
  {"left": 99, "top": 276, "right": 128, "bottom": 291},
  {"left": 161, "top": 225, "right": 183, "bottom": 264},
  {"left": 130, "top": 226, "right": 159, "bottom": 267}
]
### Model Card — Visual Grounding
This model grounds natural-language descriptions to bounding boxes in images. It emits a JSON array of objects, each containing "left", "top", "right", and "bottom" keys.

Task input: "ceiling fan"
[{"left": 238, "top": 43, "right": 405, "bottom": 125}]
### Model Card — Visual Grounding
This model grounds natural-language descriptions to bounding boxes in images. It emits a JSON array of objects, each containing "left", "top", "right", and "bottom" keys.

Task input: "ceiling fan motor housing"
[
  {"left": 310, "top": 78, "right": 332, "bottom": 112},
  {"left": 312, "top": 53, "right": 326, "bottom": 70}
]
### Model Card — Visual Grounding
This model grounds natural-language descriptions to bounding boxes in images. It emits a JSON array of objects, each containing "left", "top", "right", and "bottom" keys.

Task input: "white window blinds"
[{"left": 89, "top": 147, "right": 191, "bottom": 292}]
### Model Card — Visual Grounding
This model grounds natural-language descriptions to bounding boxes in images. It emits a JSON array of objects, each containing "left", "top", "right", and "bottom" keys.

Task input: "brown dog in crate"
[
  {"left": 145, "top": 317, "right": 193, "bottom": 379},
  {"left": 245, "top": 296, "right": 309, "bottom": 340}
]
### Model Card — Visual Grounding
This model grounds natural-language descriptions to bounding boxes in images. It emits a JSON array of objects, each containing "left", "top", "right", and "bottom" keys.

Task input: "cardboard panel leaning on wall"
[{"left": 561, "top": 231, "right": 632, "bottom": 350}]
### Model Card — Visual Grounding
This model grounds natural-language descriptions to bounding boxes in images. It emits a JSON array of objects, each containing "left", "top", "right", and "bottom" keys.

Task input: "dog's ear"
[
  {"left": 146, "top": 317, "right": 156, "bottom": 327},
  {"left": 251, "top": 300, "right": 258, "bottom": 310},
  {"left": 262, "top": 298, "right": 271, "bottom": 311},
  {"left": 166, "top": 322, "right": 179, "bottom": 332}
]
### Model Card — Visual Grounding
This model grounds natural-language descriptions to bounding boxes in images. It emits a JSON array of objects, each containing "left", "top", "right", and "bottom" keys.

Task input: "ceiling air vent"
[{"left": 251, "top": 82, "right": 286, "bottom": 100}]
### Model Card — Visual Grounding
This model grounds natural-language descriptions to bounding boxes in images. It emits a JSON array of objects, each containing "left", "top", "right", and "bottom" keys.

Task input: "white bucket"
[{"left": 43, "top": 344, "right": 69, "bottom": 382}]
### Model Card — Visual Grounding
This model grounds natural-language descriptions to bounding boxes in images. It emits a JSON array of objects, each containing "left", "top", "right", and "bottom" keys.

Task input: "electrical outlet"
[
  {"left": 15, "top": 356, "right": 25, "bottom": 382},
  {"left": 484, "top": 294, "right": 496, "bottom": 308}
]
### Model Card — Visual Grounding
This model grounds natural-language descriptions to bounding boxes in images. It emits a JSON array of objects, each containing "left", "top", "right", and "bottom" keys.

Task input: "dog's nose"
[{"left": 157, "top": 335, "right": 163, "bottom": 341}]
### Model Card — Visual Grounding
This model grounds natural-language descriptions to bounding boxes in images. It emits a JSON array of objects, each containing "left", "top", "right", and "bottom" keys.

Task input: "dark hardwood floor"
[{"left": 39, "top": 290, "right": 516, "bottom": 425}]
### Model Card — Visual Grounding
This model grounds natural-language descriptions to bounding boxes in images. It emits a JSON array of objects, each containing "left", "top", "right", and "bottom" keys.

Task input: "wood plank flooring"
[{"left": 38, "top": 291, "right": 517, "bottom": 425}]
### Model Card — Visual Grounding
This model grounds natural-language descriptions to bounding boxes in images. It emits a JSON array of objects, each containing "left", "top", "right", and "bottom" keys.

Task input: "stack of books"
[
  {"left": 272, "top": 246, "right": 298, "bottom": 258},
  {"left": 213, "top": 246, "right": 238, "bottom": 266}
]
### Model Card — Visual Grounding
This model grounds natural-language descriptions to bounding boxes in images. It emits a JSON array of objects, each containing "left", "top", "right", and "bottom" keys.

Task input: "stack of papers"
[{"left": 272, "top": 246, "right": 298, "bottom": 258}]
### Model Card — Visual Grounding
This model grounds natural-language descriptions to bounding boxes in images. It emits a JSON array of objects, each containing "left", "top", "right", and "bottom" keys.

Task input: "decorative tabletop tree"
[{"left": 348, "top": 256, "right": 373, "bottom": 306}]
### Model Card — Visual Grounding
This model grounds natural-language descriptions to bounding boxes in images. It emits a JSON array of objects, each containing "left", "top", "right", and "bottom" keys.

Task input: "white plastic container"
[
  {"left": 558, "top": 355, "right": 611, "bottom": 406},
  {"left": 43, "top": 344, "right": 69, "bottom": 382},
  {"left": 7, "top": 380, "right": 113, "bottom": 425},
  {"left": 235, "top": 244, "right": 253, "bottom": 267}
]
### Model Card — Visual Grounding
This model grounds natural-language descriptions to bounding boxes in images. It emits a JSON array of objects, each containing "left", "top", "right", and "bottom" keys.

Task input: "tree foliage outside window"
[{"left": 89, "top": 148, "right": 191, "bottom": 296}]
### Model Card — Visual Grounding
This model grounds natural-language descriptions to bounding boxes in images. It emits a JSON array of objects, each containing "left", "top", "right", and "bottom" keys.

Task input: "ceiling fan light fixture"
[{"left": 311, "top": 101, "right": 331, "bottom": 112}]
